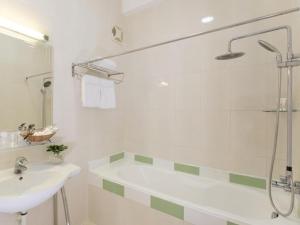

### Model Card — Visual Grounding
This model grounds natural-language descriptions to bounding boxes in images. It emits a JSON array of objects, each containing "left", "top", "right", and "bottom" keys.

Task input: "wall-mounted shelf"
[
  {"left": 263, "top": 109, "right": 300, "bottom": 112},
  {"left": 72, "top": 63, "right": 124, "bottom": 84}
]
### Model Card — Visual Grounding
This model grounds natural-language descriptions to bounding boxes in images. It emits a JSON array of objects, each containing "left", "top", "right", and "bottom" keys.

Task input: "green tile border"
[
  {"left": 110, "top": 152, "right": 124, "bottom": 163},
  {"left": 227, "top": 221, "right": 239, "bottom": 225},
  {"left": 135, "top": 154, "right": 153, "bottom": 165},
  {"left": 174, "top": 163, "right": 200, "bottom": 176},
  {"left": 103, "top": 179, "right": 124, "bottom": 197},
  {"left": 229, "top": 173, "right": 266, "bottom": 189},
  {"left": 151, "top": 196, "right": 184, "bottom": 220}
]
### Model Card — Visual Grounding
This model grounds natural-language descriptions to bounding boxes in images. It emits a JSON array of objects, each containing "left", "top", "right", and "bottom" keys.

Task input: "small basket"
[{"left": 20, "top": 132, "right": 55, "bottom": 143}]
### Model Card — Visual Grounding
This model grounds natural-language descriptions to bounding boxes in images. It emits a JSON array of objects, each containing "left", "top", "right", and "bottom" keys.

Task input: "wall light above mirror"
[
  {"left": 0, "top": 17, "right": 49, "bottom": 41},
  {"left": 0, "top": 19, "right": 53, "bottom": 150}
]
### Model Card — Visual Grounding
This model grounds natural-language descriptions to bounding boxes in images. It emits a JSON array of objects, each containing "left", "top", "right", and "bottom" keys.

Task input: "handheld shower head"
[
  {"left": 215, "top": 51, "right": 245, "bottom": 60},
  {"left": 258, "top": 40, "right": 281, "bottom": 55},
  {"left": 43, "top": 80, "right": 52, "bottom": 88},
  {"left": 41, "top": 80, "right": 52, "bottom": 93},
  {"left": 258, "top": 40, "right": 282, "bottom": 63}
]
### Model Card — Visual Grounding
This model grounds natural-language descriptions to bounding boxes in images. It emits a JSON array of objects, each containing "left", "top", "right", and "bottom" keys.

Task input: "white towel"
[
  {"left": 98, "top": 78, "right": 116, "bottom": 109},
  {"left": 81, "top": 75, "right": 116, "bottom": 109},
  {"left": 81, "top": 75, "right": 101, "bottom": 108},
  {"left": 95, "top": 59, "right": 117, "bottom": 71}
]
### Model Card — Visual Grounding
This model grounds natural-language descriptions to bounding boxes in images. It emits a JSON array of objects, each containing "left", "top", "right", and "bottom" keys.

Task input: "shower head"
[
  {"left": 43, "top": 80, "right": 52, "bottom": 88},
  {"left": 215, "top": 51, "right": 245, "bottom": 60},
  {"left": 258, "top": 40, "right": 281, "bottom": 54}
]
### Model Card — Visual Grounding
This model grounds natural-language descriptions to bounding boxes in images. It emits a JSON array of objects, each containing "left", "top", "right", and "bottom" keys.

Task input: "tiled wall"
[{"left": 118, "top": 0, "right": 300, "bottom": 180}]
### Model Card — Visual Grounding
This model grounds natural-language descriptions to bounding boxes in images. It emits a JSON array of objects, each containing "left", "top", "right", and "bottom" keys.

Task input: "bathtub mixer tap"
[
  {"left": 294, "top": 181, "right": 300, "bottom": 195},
  {"left": 272, "top": 175, "right": 300, "bottom": 194}
]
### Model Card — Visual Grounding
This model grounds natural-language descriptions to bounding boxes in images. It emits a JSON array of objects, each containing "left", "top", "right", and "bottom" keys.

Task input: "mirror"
[{"left": 0, "top": 30, "right": 53, "bottom": 149}]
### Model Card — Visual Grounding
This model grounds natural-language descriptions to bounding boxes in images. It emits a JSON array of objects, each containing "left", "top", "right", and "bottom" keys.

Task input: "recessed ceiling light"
[
  {"left": 158, "top": 81, "right": 169, "bottom": 87},
  {"left": 201, "top": 16, "right": 214, "bottom": 24}
]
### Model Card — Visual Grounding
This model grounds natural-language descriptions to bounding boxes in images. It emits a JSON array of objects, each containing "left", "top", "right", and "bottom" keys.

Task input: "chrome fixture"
[
  {"left": 215, "top": 51, "right": 245, "bottom": 60},
  {"left": 72, "top": 7, "right": 299, "bottom": 80},
  {"left": 72, "top": 63, "right": 124, "bottom": 84},
  {"left": 258, "top": 40, "right": 280, "bottom": 54},
  {"left": 25, "top": 71, "right": 52, "bottom": 81},
  {"left": 41, "top": 79, "right": 52, "bottom": 92},
  {"left": 54, "top": 187, "right": 72, "bottom": 225},
  {"left": 216, "top": 26, "right": 300, "bottom": 217},
  {"left": 14, "top": 157, "right": 28, "bottom": 174},
  {"left": 41, "top": 78, "right": 52, "bottom": 128}
]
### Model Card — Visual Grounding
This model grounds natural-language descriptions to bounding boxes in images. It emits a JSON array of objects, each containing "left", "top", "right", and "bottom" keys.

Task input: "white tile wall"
[{"left": 119, "top": 0, "right": 300, "bottom": 180}]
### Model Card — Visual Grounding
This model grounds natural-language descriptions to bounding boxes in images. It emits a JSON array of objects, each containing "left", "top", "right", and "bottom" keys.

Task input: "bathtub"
[{"left": 88, "top": 153, "right": 300, "bottom": 225}]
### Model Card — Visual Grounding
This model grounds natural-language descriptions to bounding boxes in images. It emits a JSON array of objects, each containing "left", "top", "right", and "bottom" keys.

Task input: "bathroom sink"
[{"left": 0, "top": 162, "right": 80, "bottom": 213}]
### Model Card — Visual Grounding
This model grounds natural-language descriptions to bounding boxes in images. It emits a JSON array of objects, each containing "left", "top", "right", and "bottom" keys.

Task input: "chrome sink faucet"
[{"left": 14, "top": 157, "right": 28, "bottom": 174}]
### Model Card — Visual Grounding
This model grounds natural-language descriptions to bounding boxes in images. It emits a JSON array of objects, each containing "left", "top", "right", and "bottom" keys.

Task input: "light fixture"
[
  {"left": 158, "top": 81, "right": 169, "bottom": 87},
  {"left": 201, "top": 16, "right": 214, "bottom": 24},
  {"left": 0, "top": 17, "right": 48, "bottom": 41}
]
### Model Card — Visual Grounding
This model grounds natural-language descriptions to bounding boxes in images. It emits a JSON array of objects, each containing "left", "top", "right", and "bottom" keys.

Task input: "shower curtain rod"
[{"left": 72, "top": 7, "right": 300, "bottom": 73}]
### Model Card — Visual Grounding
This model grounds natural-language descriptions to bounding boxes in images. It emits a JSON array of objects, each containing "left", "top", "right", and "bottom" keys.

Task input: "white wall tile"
[{"left": 184, "top": 207, "right": 226, "bottom": 225}]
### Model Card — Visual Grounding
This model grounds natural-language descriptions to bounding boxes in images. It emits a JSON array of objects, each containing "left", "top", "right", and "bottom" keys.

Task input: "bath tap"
[
  {"left": 14, "top": 157, "right": 28, "bottom": 174},
  {"left": 272, "top": 176, "right": 300, "bottom": 194}
]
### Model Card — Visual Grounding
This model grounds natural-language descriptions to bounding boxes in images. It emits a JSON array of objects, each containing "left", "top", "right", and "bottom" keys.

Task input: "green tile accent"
[
  {"left": 103, "top": 179, "right": 124, "bottom": 197},
  {"left": 110, "top": 152, "right": 124, "bottom": 163},
  {"left": 135, "top": 155, "right": 153, "bottom": 165},
  {"left": 174, "top": 163, "right": 200, "bottom": 175},
  {"left": 227, "top": 221, "right": 239, "bottom": 225},
  {"left": 229, "top": 174, "right": 266, "bottom": 189},
  {"left": 150, "top": 196, "right": 184, "bottom": 220}
]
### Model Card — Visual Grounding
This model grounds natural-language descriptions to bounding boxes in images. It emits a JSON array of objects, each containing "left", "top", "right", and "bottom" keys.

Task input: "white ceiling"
[{"left": 121, "top": 0, "right": 162, "bottom": 15}]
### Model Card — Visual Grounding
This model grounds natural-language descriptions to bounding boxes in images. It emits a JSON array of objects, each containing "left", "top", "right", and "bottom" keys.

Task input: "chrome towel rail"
[{"left": 72, "top": 63, "right": 124, "bottom": 84}]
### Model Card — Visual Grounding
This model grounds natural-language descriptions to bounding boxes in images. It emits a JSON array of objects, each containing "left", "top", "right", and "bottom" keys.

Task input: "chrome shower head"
[
  {"left": 258, "top": 40, "right": 280, "bottom": 54},
  {"left": 215, "top": 51, "right": 245, "bottom": 60}
]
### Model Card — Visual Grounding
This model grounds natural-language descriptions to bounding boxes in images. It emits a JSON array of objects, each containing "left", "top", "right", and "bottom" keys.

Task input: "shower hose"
[{"left": 268, "top": 67, "right": 295, "bottom": 217}]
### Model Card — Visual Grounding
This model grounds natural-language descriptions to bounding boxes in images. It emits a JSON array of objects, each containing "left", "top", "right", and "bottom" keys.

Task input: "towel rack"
[{"left": 72, "top": 63, "right": 124, "bottom": 84}]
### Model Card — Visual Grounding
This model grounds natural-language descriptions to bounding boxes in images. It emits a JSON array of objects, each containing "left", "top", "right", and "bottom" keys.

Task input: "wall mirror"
[{"left": 0, "top": 28, "right": 53, "bottom": 150}]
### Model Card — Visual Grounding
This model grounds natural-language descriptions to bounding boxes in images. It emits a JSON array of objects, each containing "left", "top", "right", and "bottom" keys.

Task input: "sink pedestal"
[{"left": 54, "top": 187, "right": 71, "bottom": 225}]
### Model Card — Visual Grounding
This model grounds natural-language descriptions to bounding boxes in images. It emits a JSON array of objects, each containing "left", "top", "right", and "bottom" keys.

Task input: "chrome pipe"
[
  {"left": 287, "top": 66, "right": 293, "bottom": 170},
  {"left": 25, "top": 71, "right": 52, "bottom": 80},
  {"left": 53, "top": 194, "right": 58, "bottom": 225},
  {"left": 72, "top": 7, "right": 300, "bottom": 69},
  {"left": 61, "top": 187, "right": 71, "bottom": 225},
  {"left": 228, "top": 26, "right": 292, "bottom": 56}
]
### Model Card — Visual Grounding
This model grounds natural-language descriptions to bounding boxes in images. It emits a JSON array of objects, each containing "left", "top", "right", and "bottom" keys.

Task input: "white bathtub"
[{"left": 89, "top": 155, "right": 300, "bottom": 225}]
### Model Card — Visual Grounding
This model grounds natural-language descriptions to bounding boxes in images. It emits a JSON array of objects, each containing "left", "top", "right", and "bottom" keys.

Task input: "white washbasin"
[{"left": 0, "top": 162, "right": 80, "bottom": 213}]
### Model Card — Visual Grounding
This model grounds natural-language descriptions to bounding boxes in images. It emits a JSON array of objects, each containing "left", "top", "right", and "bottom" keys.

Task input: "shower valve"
[
  {"left": 273, "top": 179, "right": 300, "bottom": 194},
  {"left": 272, "top": 175, "right": 294, "bottom": 192}
]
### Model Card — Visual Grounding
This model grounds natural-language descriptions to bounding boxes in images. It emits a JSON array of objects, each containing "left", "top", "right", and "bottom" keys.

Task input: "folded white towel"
[
  {"left": 81, "top": 75, "right": 102, "bottom": 108},
  {"left": 95, "top": 59, "right": 117, "bottom": 71},
  {"left": 81, "top": 75, "right": 116, "bottom": 109},
  {"left": 98, "top": 78, "right": 116, "bottom": 109}
]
